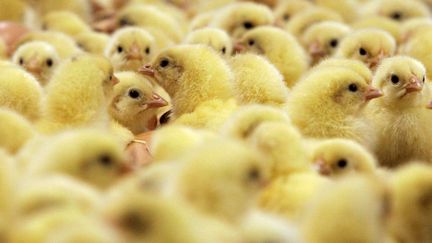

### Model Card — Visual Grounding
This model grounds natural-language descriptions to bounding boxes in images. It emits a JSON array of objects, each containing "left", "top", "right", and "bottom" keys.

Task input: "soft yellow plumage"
[
  {"left": 183, "top": 27, "right": 232, "bottom": 57},
  {"left": 75, "top": 31, "right": 110, "bottom": 55},
  {"left": 41, "top": 11, "right": 91, "bottom": 37},
  {"left": 273, "top": 0, "right": 313, "bottom": 28},
  {"left": 0, "top": 108, "right": 35, "bottom": 154}
]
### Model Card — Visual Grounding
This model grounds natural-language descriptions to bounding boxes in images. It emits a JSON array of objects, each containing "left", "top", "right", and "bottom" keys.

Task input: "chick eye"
[
  {"left": 128, "top": 89, "right": 141, "bottom": 99},
  {"left": 329, "top": 39, "right": 338, "bottom": 48},
  {"left": 348, "top": 83, "right": 358, "bottom": 92},
  {"left": 221, "top": 47, "right": 226, "bottom": 54},
  {"left": 248, "top": 167, "right": 261, "bottom": 181},
  {"left": 19, "top": 58, "right": 24, "bottom": 65},
  {"left": 423, "top": 76, "right": 426, "bottom": 83},
  {"left": 359, "top": 48, "right": 367, "bottom": 56},
  {"left": 98, "top": 154, "right": 113, "bottom": 167},
  {"left": 390, "top": 74, "right": 399, "bottom": 84},
  {"left": 145, "top": 47, "right": 151, "bottom": 55},
  {"left": 160, "top": 59, "right": 169, "bottom": 68},
  {"left": 337, "top": 159, "right": 348, "bottom": 168},
  {"left": 390, "top": 12, "right": 402, "bottom": 20},
  {"left": 119, "top": 17, "right": 131, "bottom": 26},
  {"left": 117, "top": 46, "right": 123, "bottom": 53},
  {"left": 122, "top": 211, "right": 149, "bottom": 233},
  {"left": 243, "top": 21, "right": 254, "bottom": 29},
  {"left": 283, "top": 14, "right": 290, "bottom": 21},
  {"left": 46, "top": 58, "right": 53, "bottom": 67},
  {"left": 248, "top": 39, "right": 255, "bottom": 46}
]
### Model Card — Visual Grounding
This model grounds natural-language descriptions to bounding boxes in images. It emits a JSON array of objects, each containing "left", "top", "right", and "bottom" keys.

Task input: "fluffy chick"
[
  {"left": 236, "top": 26, "right": 308, "bottom": 88},
  {"left": 399, "top": 17, "right": 432, "bottom": 44},
  {"left": 18, "top": 31, "right": 81, "bottom": 58},
  {"left": 105, "top": 27, "right": 156, "bottom": 72},
  {"left": 352, "top": 17, "right": 402, "bottom": 44},
  {"left": 229, "top": 53, "right": 289, "bottom": 106},
  {"left": 311, "top": 138, "right": 378, "bottom": 178},
  {"left": 314, "top": 0, "right": 361, "bottom": 23},
  {"left": 210, "top": 2, "right": 274, "bottom": 40},
  {"left": 363, "top": 0, "right": 430, "bottom": 22},
  {"left": 302, "top": 21, "right": 351, "bottom": 65},
  {"left": 336, "top": 28, "right": 396, "bottom": 70},
  {"left": 109, "top": 71, "right": 168, "bottom": 134},
  {"left": 273, "top": 0, "right": 313, "bottom": 28},
  {"left": 41, "top": 11, "right": 91, "bottom": 37},
  {"left": 38, "top": 54, "right": 116, "bottom": 132},
  {"left": 26, "top": 129, "right": 130, "bottom": 189},
  {"left": 400, "top": 28, "right": 432, "bottom": 79},
  {"left": 75, "top": 31, "right": 110, "bottom": 55},
  {"left": 0, "top": 108, "right": 35, "bottom": 154},
  {"left": 313, "top": 58, "right": 373, "bottom": 82},
  {"left": 12, "top": 41, "right": 60, "bottom": 86},
  {"left": 183, "top": 27, "right": 232, "bottom": 57},
  {"left": 287, "top": 65, "right": 381, "bottom": 149},
  {"left": 0, "top": 65, "right": 42, "bottom": 120},
  {"left": 367, "top": 56, "right": 432, "bottom": 167}
]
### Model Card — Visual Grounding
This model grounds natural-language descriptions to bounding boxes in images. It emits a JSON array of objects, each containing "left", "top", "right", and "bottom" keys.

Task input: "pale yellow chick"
[
  {"left": 12, "top": 41, "right": 60, "bottom": 86},
  {"left": 0, "top": 108, "right": 35, "bottom": 154},
  {"left": 75, "top": 32, "right": 110, "bottom": 55},
  {"left": 41, "top": 11, "right": 91, "bottom": 37},
  {"left": 313, "top": 58, "right": 373, "bottom": 82},
  {"left": 399, "top": 17, "right": 432, "bottom": 44},
  {"left": 183, "top": 27, "right": 232, "bottom": 57},
  {"left": 399, "top": 28, "right": 432, "bottom": 79},
  {"left": 236, "top": 26, "right": 308, "bottom": 88},
  {"left": 352, "top": 17, "right": 402, "bottom": 44},
  {"left": 273, "top": 0, "right": 313, "bottom": 28},
  {"left": 315, "top": 0, "right": 361, "bottom": 23},
  {"left": 363, "top": 0, "right": 430, "bottom": 22}
]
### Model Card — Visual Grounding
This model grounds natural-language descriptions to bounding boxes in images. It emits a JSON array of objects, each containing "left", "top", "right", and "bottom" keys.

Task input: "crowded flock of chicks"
[{"left": 2, "top": 0, "right": 432, "bottom": 242}]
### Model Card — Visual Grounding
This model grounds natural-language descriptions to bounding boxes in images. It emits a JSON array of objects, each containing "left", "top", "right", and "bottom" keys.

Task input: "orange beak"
[
  {"left": 112, "top": 74, "right": 120, "bottom": 85},
  {"left": 308, "top": 41, "right": 326, "bottom": 58},
  {"left": 405, "top": 76, "right": 423, "bottom": 93},
  {"left": 144, "top": 92, "right": 168, "bottom": 109},
  {"left": 25, "top": 58, "right": 42, "bottom": 75},
  {"left": 364, "top": 86, "right": 383, "bottom": 101},
  {"left": 314, "top": 158, "right": 331, "bottom": 176},
  {"left": 368, "top": 50, "right": 386, "bottom": 70},
  {"left": 234, "top": 42, "right": 246, "bottom": 53},
  {"left": 126, "top": 43, "right": 143, "bottom": 61},
  {"left": 138, "top": 64, "right": 155, "bottom": 77}
]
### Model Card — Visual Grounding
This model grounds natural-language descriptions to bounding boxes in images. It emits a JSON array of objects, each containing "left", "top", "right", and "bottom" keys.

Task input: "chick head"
[
  {"left": 336, "top": 29, "right": 396, "bottom": 70},
  {"left": 12, "top": 41, "right": 60, "bottom": 86},
  {"left": 372, "top": 56, "right": 427, "bottom": 107},
  {"left": 311, "top": 138, "right": 377, "bottom": 178},
  {"left": 183, "top": 27, "right": 232, "bottom": 57},
  {"left": 75, "top": 32, "right": 110, "bottom": 55},
  {"left": 273, "top": 0, "right": 313, "bottom": 28},
  {"left": 106, "top": 27, "right": 156, "bottom": 72},
  {"left": 374, "top": 0, "right": 430, "bottom": 22},
  {"left": 212, "top": 2, "right": 274, "bottom": 40},
  {"left": 41, "top": 11, "right": 91, "bottom": 36},
  {"left": 400, "top": 17, "right": 432, "bottom": 44},
  {"left": 302, "top": 21, "right": 351, "bottom": 65},
  {"left": 314, "top": 58, "right": 373, "bottom": 82}
]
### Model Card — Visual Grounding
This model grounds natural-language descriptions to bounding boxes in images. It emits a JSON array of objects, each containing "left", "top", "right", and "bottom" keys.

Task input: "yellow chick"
[
  {"left": 41, "top": 11, "right": 91, "bottom": 37},
  {"left": 190, "top": 11, "right": 215, "bottom": 30},
  {"left": 314, "top": 0, "right": 361, "bottom": 23},
  {"left": 352, "top": 17, "right": 402, "bottom": 44},
  {"left": 38, "top": 54, "right": 116, "bottom": 132},
  {"left": 313, "top": 58, "right": 373, "bottom": 82},
  {"left": 236, "top": 26, "right": 309, "bottom": 88},
  {"left": 175, "top": 137, "right": 270, "bottom": 223},
  {"left": 28, "top": 0, "right": 91, "bottom": 22},
  {"left": 336, "top": 28, "right": 396, "bottom": 70},
  {"left": 0, "top": 108, "right": 35, "bottom": 154},
  {"left": 363, "top": 0, "right": 430, "bottom": 22},
  {"left": 301, "top": 176, "right": 389, "bottom": 243},
  {"left": 109, "top": 71, "right": 168, "bottom": 134},
  {"left": 229, "top": 53, "right": 289, "bottom": 106},
  {"left": 311, "top": 138, "right": 378, "bottom": 178},
  {"left": 12, "top": 41, "right": 60, "bottom": 86},
  {"left": 287, "top": 66, "right": 382, "bottom": 149},
  {"left": 183, "top": 27, "right": 232, "bottom": 57},
  {"left": 388, "top": 163, "right": 432, "bottom": 243},
  {"left": 400, "top": 28, "right": 432, "bottom": 79},
  {"left": 105, "top": 27, "right": 156, "bottom": 72},
  {"left": 210, "top": 2, "right": 274, "bottom": 40},
  {"left": 26, "top": 129, "right": 130, "bottom": 189},
  {"left": 285, "top": 6, "right": 343, "bottom": 38},
  {"left": 0, "top": 65, "right": 42, "bottom": 121},
  {"left": 75, "top": 31, "right": 110, "bottom": 55},
  {"left": 302, "top": 21, "right": 351, "bottom": 65},
  {"left": 367, "top": 56, "right": 432, "bottom": 167},
  {"left": 273, "top": 0, "right": 313, "bottom": 28},
  {"left": 399, "top": 17, "right": 432, "bottom": 44}
]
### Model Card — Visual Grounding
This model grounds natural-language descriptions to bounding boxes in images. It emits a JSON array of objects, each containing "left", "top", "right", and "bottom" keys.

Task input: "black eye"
[
  {"left": 99, "top": 154, "right": 112, "bottom": 167},
  {"left": 390, "top": 12, "right": 402, "bottom": 20},
  {"left": 122, "top": 211, "right": 149, "bottom": 233},
  {"left": 359, "top": 48, "right": 367, "bottom": 56},
  {"left": 348, "top": 83, "right": 358, "bottom": 92},
  {"left": 248, "top": 39, "right": 255, "bottom": 46},
  {"left": 337, "top": 159, "right": 348, "bottom": 168},
  {"left": 117, "top": 46, "right": 123, "bottom": 53},
  {"left": 329, "top": 39, "right": 338, "bottom": 48},
  {"left": 243, "top": 21, "right": 254, "bottom": 29},
  {"left": 46, "top": 58, "right": 53, "bottom": 67},
  {"left": 248, "top": 167, "right": 261, "bottom": 181},
  {"left": 145, "top": 47, "right": 150, "bottom": 55},
  {"left": 283, "top": 14, "right": 290, "bottom": 21},
  {"left": 160, "top": 59, "right": 169, "bottom": 67},
  {"left": 221, "top": 47, "right": 226, "bottom": 54},
  {"left": 391, "top": 74, "right": 399, "bottom": 84},
  {"left": 128, "top": 89, "right": 141, "bottom": 99},
  {"left": 119, "top": 17, "right": 131, "bottom": 26},
  {"left": 19, "top": 58, "right": 24, "bottom": 65},
  {"left": 423, "top": 76, "right": 426, "bottom": 83}
]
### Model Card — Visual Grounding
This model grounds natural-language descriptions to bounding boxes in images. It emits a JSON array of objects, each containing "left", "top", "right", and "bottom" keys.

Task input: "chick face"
[
  {"left": 12, "top": 41, "right": 60, "bottom": 86},
  {"left": 336, "top": 29, "right": 396, "bottom": 70},
  {"left": 106, "top": 27, "right": 155, "bottom": 72},
  {"left": 183, "top": 28, "right": 233, "bottom": 57},
  {"left": 372, "top": 56, "right": 427, "bottom": 107},
  {"left": 312, "top": 139, "right": 377, "bottom": 177}
]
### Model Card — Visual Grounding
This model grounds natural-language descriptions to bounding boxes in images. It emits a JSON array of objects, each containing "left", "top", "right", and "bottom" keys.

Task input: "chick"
[
  {"left": 314, "top": 0, "right": 361, "bottom": 23},
  {"left": 105, "top": 27, "right": 156, "bottom": 72},
  {"left": 0, "top": 108, "right": 35, "bottom": 154},
  {"left": 75, "top": 31, "right": 110, "bottom": 55},
  {"left": 210, "top": 2, "right": 274, "bottom": 40},
  {"left": 287, "top": 66, "right": 381, "bottom": 149},
  {"left": 183, "top": 27, "right": 232, "bottom": 57},
  {"left": 236, "top": 26, "right": 308, "bottom": 88},
  {"left": 336, "top": 28, "right": 396, "bottom": 70},
  {"left": 18, "top": 31, "right": 81, "bottom": 58},
  {"left": 301, "top": 176, "right": 388, "bottom": 243},
  {"left": 285, "top": 6, "right": 343, "bottom": 38},
  {"left": 367, "top": 56, "right": 432, "bottom": 167},
  {"left": 400, "top": 28, "right": 432, "bottom": 79},
  {"left": 26, "top": 129, "right": 130, "bottom": 189},
  {"left": 41, "top": 11, "right": 91, "bottom": 37},
  {"left": 399, "top": 18, "right": 432, "bottom": 44},
  {"left": 363, "top": 0, "right": 430, "bottom": 22},
  {"left": 109, "top": 71, "right": 168, "bottom": 134},
  {"left": 352, "top": 17, "right": 402, "bottom": 44},
  {"left": 273, "top": 0, "right": 313, "bottom": 28},
  {"left": 38, "top": 54, "right": 116, "bottom": 132},
  {"left": 311, "top": 138, "right": 378, "bottom": 178},
  {"left": 313, "top": 58, "right": 373, "bottom": 82},
  {"left": 12, "top": 41, "right": 60, "bottom": 86},
  {"left": 388, "top": 163, "right": 432, "bottom": 243},
  {"left": 229, "top": 54, "right": 289, "bottom": 106},
  {"left": 301, "top": 21, "right": 351, "bottom": 65},
  {"left": 0, "top": 65, "right": 42, "bottom": 121}
]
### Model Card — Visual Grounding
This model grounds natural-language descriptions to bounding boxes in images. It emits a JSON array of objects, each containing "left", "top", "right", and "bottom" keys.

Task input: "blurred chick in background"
[
  {"left": 0, "top": 108, "right": 35, "bottom": 154},
  {"left": 183, "top": 27, "right": 232, "bottom": 57},
  {"left": 41, "top": 11, "right": 91, "bottom": 37},
  {"left": 363, "top": 0, "right": 430, "bottom": 22},
  {"left": 273, "top": 0, "right": 313, "bottom": 28},
  {"left": 75, "top": 32, "right": 110, "bottom": 55}
]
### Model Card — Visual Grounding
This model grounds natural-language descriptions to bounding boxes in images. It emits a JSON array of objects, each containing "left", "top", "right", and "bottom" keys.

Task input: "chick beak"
[
  {"left": 308, "top": 41, "right": 326, "bottom": 58},
  {"left": 112, "top": 74, "right": 120, "bottom": 85},
  {"left": 25, "top": 58, "right": 42, "bottom": 75},
  {"left": 126, "top": 44, "right": 142, "bottom": 61},
  {"left": 144, "top": 92, "right": 168, "bottom": 109},
  {"left": 119, "top": 162, "right": 134, "bottom": 175},
  {"left": 92, "top": 16, "right": 118, "bottom": 33},
  {"left": 274, "top": 18, "right": 285, "bottom": 28},
  {"left": 314, "top": 158, "right": 331, "bottom": 176},
  {"left": 364, "top": 86, "right": 383, "bottom": 101},
  {"left": 138, "top": 64, "right": 155, "bottom": 77},
  {"left": 405, "top": 76, "right": 423, "bottom": 93},
  {"left": 368, "top": 50, "right": 386, "bottom": 69},
  {"left": 234, "top": 42, "right": 246, "bottom": 53}
]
